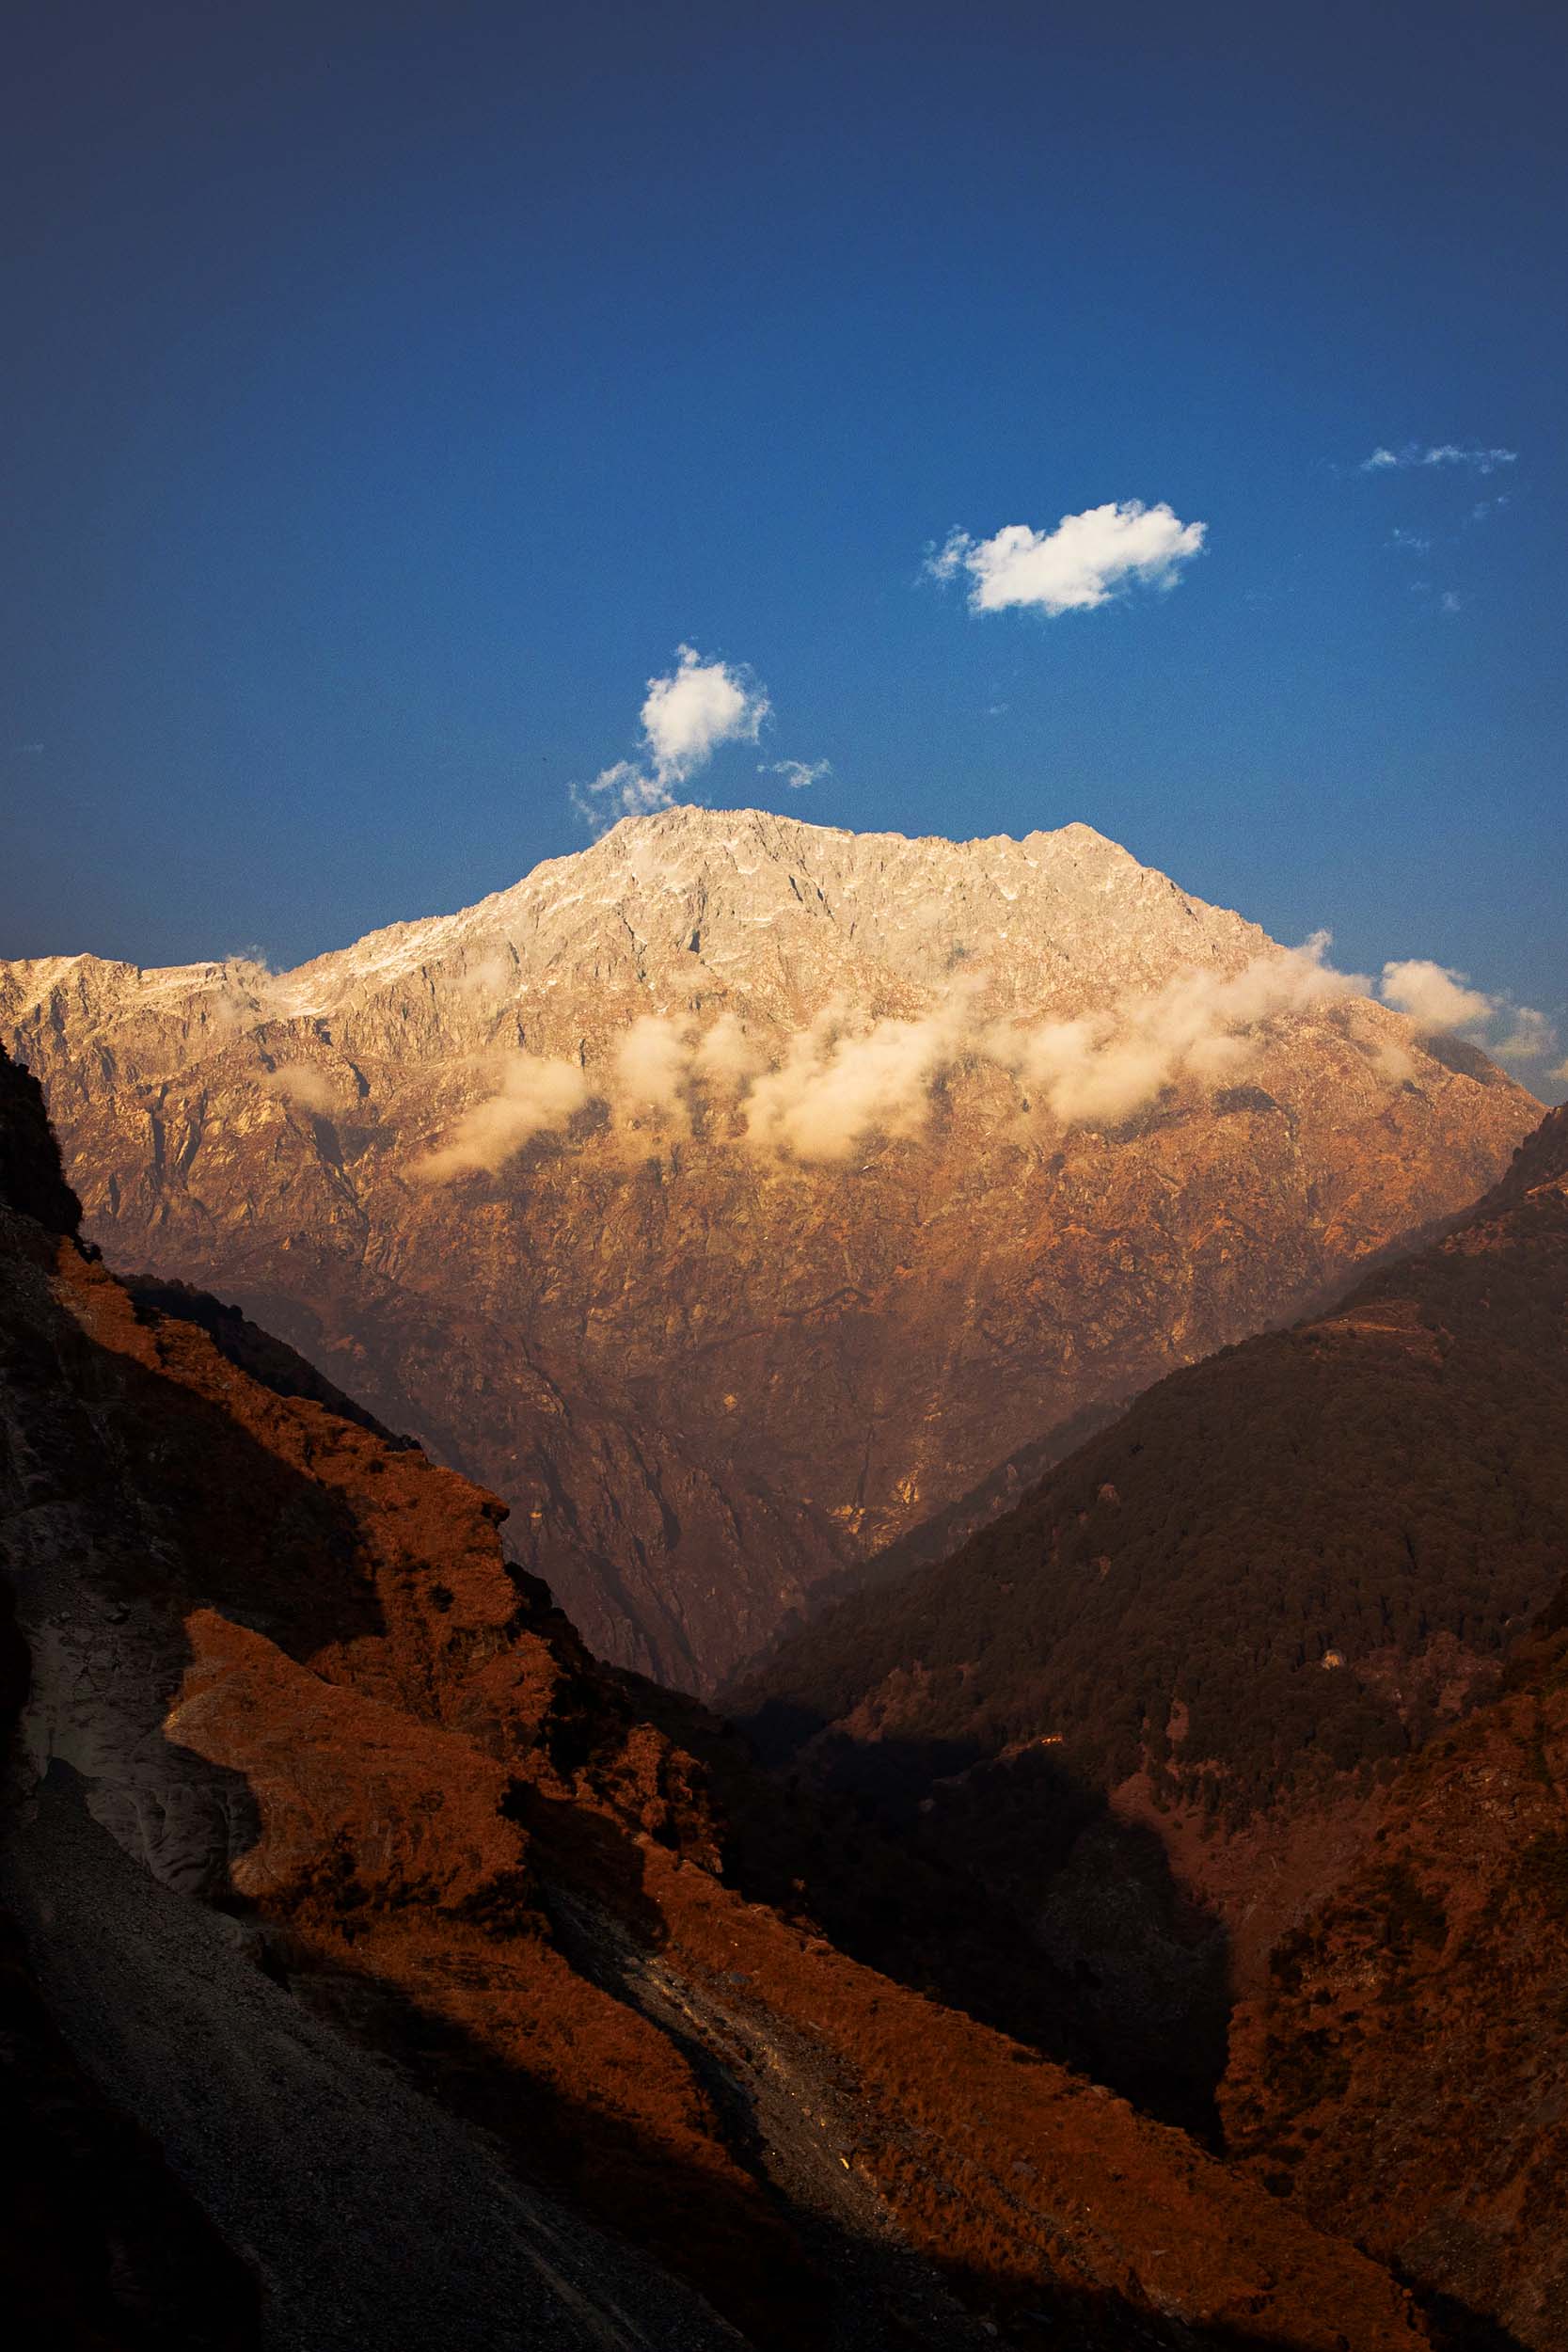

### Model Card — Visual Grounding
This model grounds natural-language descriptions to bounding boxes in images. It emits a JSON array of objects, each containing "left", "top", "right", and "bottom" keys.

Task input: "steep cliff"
[
  {"left": 0, "top": 1045, "right": 1436, "bottom": 2352},
  {"left": 1, "top": 807, "right": 1537, "bottom": 1689}
]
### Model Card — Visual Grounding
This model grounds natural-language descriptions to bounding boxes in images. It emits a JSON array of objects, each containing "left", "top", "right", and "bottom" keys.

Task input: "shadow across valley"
[
  {"left": 706, "top": 1696, "right": 1234, "bottom": 2139},
  {"left": 226, "top": 1853, "right": 1483, "bottom": 2352}
]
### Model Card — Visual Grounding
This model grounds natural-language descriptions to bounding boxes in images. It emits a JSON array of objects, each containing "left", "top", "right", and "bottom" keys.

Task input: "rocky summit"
[{"left": 0, "top": 806, "right": 1538, "bottom": 1689}]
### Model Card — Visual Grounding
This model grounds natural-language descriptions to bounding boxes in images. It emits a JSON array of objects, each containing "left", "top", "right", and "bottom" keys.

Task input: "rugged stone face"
[
  {"left": 1, "top": 806, "right": 1536, "bottom": 1689},
  {"left": 0, "top": 1046, "right": 1436, "bottom": 2351}
]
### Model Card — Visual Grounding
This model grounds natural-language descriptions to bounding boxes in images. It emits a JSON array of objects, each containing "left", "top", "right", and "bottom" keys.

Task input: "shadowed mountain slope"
[
  {"left": 0, "top": 1585, "right": 264, "bottom": 2352},
  {"left": 1, "top": 806, "right": 1536, "bottom": 1690},
  {"left": 1221, "top": 1574, "right": 1568, "bottom": 2349},
  {"left": 0, "top": 1043, "right": 1437, "bottom": 2351},
  {"left": 731, "top": 1106, "right": 1568, "bottom": 2131},
  {"left": 737, "top": 1105, "right": 1568, "bottom": 1805}
]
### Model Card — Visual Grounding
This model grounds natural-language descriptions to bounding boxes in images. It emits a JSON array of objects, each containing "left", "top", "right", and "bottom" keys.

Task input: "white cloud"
[
  {"left": 262, "top": 1062, "right": 351, "bottom": 1116},
  {"left": 1439, "top": 590, "right": 1465, "bottom": 613},
  {"left": 929, "top": 500, "right": 1206, "bottom": 617},
  {"left": 762, "top": 757, "right": 831, "bottom": 790},
  {"left": 741, "top": 986, "right": 981, "bottom": 1164},
  {"left": 613, "top": 1013, "right": 694, "bottom": 1127},
  {"left": 642, "top": 646, "right": 768, "bottom": 780},
  {"left": 444, "top": 946, "right": 519, "bottom": 1004},
  {"left": 1388, "top": 527, "right": 1432, "bottom": 553},
  {"left": 744, "top": 937, "right": 1361, "bottom": 1159},
  {"left": 1493, "top": 1008, "right": 1557, "bottom": 1063},
  {"left": 574, "top": 645, "right": 770, "bottom": 823},
  {"left": 985, "top": 934, "right": 1363, "bottom": 1129},
  {"left": 417, "top": 946, "right": 1560, "bottom": 1190},
  {"left": 690, "top": 1011, "right": 764, "bottom": 1090},
  {"left": 622, "top": 940, "right": 1362, "bottom": 1165},
  {"left": 414, "top": 1052, "right": 591, "bottom": 1181},
  {"left": 1361, "top": 443, "right": 1517, "bottom": 475},
  {"left": 1379, "top": 959, "right": 1558, "bottom": 1066},
  {"left": 1379, "top": 960, "right": 1496, "bottom": 1032}
]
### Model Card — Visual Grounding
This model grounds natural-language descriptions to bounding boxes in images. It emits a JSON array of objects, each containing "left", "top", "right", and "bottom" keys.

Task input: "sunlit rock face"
[{"left": 0, "top": 806, "right": 1538, "bottom": 1688}]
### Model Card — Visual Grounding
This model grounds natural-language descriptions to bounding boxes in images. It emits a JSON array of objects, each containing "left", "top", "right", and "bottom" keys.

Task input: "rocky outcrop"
[
  {"left": 0, "top": 1045, "right": 1436, "bottom": 2351},
  {"left": 1, "top": 807, "right": 1538, "bottom": 1689},
  {"left": 0, "top": 1042, "right": 80, "bottom": 1239}
]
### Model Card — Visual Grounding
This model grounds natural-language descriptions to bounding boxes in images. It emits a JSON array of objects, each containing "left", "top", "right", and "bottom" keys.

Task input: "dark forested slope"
[
  {"left": 736, "top": 1105, "right": 1568, "bottom": 1827},
  {"left": 1221, "top": 1576, "right": 1568, "bottom": 2349}
]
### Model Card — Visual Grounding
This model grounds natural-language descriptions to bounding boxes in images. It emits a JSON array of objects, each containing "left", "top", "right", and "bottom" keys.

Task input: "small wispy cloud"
[
  {"left": 1439, "top": 590, "right": 1465, "bottom": 613},
  {"left": 1360, "top": 442, "right": 1517, "bottom": 476},
  {"left": 414, "top": 1052, "right": 591, "bottom": 1182},
  {"left": 572, "top": 645, "right": 771, "bottom": 825},
  {"left": 1379, "top": 959, "right": 1557, "bottom": 1065},
  {"left": 761, "top": 757, "right": 831, "bottom": 791},
  {"left": 927, "top": 500, "right": 1206, "bottom": 618},
  {"left": 263, "top": 1062, "right": 352, "bottom": 1116},
  {"left": 1468, "top": 496, "right": 1510, "bottom": 524},
  {"left": 1388, "top": 527, "right": 1432, "bottom": 553}
]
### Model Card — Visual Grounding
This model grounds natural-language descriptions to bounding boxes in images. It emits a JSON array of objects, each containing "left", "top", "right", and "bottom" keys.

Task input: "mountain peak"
[{"left": 594, "top": 802, "right": 1136, "bottom": 864}]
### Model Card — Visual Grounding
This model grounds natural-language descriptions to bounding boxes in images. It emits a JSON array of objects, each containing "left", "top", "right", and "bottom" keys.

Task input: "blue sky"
[{"left": 3, "top": 0, "right": 1563, "bottom": 1081}]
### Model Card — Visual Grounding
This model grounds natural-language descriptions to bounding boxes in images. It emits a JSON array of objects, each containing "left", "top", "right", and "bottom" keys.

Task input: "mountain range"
[
  {"left": 4, "top": 811, "right": 1565, "bottom": 2350},
  {"left": 0, "top": 808, "right": 1537, "bottom": 1691}
]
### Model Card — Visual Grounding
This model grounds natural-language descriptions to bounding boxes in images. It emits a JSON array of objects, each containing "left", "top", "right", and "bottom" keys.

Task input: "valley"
[
  {"left": 11, "top": 10, "right": 1565, "bottom": 2345},
  {"left": 2, "top": 820, "right": 1563, "bottom": 2351}
]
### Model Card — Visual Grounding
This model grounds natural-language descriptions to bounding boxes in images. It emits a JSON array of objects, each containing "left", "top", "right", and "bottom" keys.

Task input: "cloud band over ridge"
[{"left": 413, "top": 933, "right": 1553, "bottom": 1184}]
